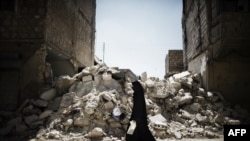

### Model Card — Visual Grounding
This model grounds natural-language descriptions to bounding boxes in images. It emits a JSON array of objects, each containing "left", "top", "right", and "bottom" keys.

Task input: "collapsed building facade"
[
  {"left": 182, "top": 0, "right": 250, "bottom": 110},
  {"left": 0, "top": 0, "right": 96, "bottom": 110}
]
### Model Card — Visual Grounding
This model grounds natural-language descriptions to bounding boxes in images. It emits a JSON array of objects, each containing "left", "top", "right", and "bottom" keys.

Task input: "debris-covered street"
[{"left": 0, "top": 60, "right": 249, "bottom": 141}]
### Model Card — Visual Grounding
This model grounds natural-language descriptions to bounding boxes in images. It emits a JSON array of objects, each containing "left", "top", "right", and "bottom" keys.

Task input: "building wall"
[
  {"left": 165, "top": 50, "right": 184, "bottom": 76},
  {"left": 0, "top": 0, "right": 96, "bottom": 110},
  {"left": 45, "top": 0, "right": 96, "bottom": 69},
  {"left": 183, "top": 0, "right": 250, "bottom": 110},
  {"left": 208, "top": 12, "right": 250, "bottom": 110},
  {"left": 182, "top": 0, "right": 209, "bottom": 65},
  {"left": 182, "top": 0, "right": 210, "bottom": 89},
  {"left": 0, "top": 0, "right": 47, "bottom": 110},
  {"left": 0, "top": 0, "right": 46, "bottom": 40}
]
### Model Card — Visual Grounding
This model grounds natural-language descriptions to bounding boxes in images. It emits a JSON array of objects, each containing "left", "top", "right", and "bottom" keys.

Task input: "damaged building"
[
  {"left": 165, "top": 50, "right": 184, "bottom": 77},
  {"left": 182, "top": 0, "right": 250, "bottom": 110},
  {"left": 0, "top": 0, "right": 96, "bottom": 110}
]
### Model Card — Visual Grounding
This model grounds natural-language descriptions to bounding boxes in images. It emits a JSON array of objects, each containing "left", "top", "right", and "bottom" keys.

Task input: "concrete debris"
[
  {"left": 0, "top": 63, "right": 249, "bottom": 141},
  {"left": 31, "top": 99, "right": 48, "bottom": 108},
  {"left": 39, "top": 110, "right": 53, "bottom": 119},
  {"left": 145, "top": 79, "right": 155, "bottom": 88},
  {"left": 40, "top": 88, "right": 57, "bottom": 101},
  {"left": 175, "top": 92, "right": 193, "bottom": 106},
  {"left": 174, "top": 131, "right": 182, "bottom": 139},
  {"left": 173, "top": 71, "right": 191, "bottom": 81},
  {"left": 190, "top": 103, "right": 201, "bottom": 112},
  {"left": 86, "top": 127, "right": 107, "bottom": 138}
]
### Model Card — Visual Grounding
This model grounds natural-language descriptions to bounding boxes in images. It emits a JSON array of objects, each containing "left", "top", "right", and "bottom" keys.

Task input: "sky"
[{"left": 95, "top": 0, "right": 183, "bottom": 79}]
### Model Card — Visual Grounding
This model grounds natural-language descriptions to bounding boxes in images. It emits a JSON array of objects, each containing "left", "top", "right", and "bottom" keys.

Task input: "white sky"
[{"left": 95, "top": 0, "right": 183, "bottom": 79}]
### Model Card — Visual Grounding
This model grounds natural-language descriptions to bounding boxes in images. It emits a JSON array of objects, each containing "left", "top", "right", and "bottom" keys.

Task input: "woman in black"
[{"left": 126, "top": 80, "right": 156, "bottom": 141}]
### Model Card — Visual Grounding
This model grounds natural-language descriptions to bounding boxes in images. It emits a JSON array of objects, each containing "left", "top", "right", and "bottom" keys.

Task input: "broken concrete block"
[
  {"left": 180, "top": 109, "right": 194, "bottom": 120},
  {"left": 36, "top": 128, "right": 47, "bottom": 138},
  {"left": 141, "top": 72, "right": 147, "bottom": 82},
  {"left": 63, "top": 119, "right": 73, "bottom": 126},
  {"left": 152, "top": 81, "right": 169, "bottom": 98},
  {"left": 195, "top": 113, "right": 208, "bottom": 123},
  {"left": 195, "top": 96, "right": 206, "bottom": 105},
  {"left": 102, "top": 72, "right": 112, "bottom": 81},
  {"left": 93, "top": 119, "right": 106, "bottom": 129},
  {"left": 59, "top": 92, "right": 74, "bottom": 108},
  {"left": 174, "top": 131, "right": 182, "bottom": 139},
  {"left": 74, "top": 117, "right": 90, "bottom": 127},
  {"left": 24, "top": 114, "right": 39, "bottom": 126},
  {"left": 191, "top": 127, "right": 204, "bottom": 134},
  {"left": 207, "top": 91, "right": 213, "bottom": 99},
  {"left": 97, "top": 78, "right": 122, "bottom": 92},
  {"left": 197, "top": 88, "right": 206, "bottom": 96},
  {"left": 211, "top": 95, "right": 220, "bottom": 103},
  {"left": 47, "top": 97, "right": 61, "bottom": 111},
  {"left": 40, "top": 88, "right": 57, "bottom": 101},
  {"left": 89, "top": 65, "right": 100, "bottom": 75},
  {"left": 165, "top": 98, "right": 175, "bottom": 109},
  {"left": 111, "top": 107, "right": 126, "bottom": 121},
  {"left": 22, "top": 104, "right": 41, "bottom": 115},
  {"left": 82, "top": 75, "right": 93, "bottom": 82},
  {"left": 190, "top": 120, "right": 198, "bottom": 127},
  {"left": 149, "top": 114, "right": 168, "bottom": 130},
  {"left": 204, "top": 130, "right": 219, "bottom": 138},
  {"left": 152, "top": 130, "right": 167, "bottom": 138},
  {"left": 178, "top": 88, "right": 185, "bottom": 95},
  {"left": 47, "top": 129, "right": 61, "bottom": 139},
  {"left": 192, "top": 73, "right": 201, "bottom": 82},
  {"left": 32, "top": 99, "right": 48, "bottom": 107},
  {"left": 226, "top": 119, "right": 241, "bottom": 125},
  {"left": 109, "top": 121, "right": 122, "bottom": 128},
  {"left": 69, "top": 81, "right": 93, "bottom": 97},
  {"left": 86, "top": 127, "right": 106, "bottom": 138},
  {"left": 107, "top": 67, "right": 119, "bottom": 74},
  {"left": 190, "top": 103, "right": 201, "bottom": 112},
  {"left": 73, "top": 68, "right": 91, "bottom": 80},
  {"left": 173, "top": 71, "right": 190, "bottom": 81},
  {"left": 145, "top": 79, "right": 155, "bottom": 88},
  {"left": 181, "top": 77, "right": 193, "bottom": 89},
  {"left": 123, "top": 69, "right": 137, "bottom": 82},
  {"left": 111, "top": 70, "right": 124, "bottom": 80},
  {"left": 169, "top": 80, "right": 182, "bottom": 91},
  {"left": 103, "top": 101, "right": 115, "bottom": 110},
  {"left": 85, "top": 102, "right": 98, "bottom": 115},
  {"left": 214, "top": 114, "right": 224, "bottom": 124},
  {"left": 55, "top": 75, "right": 76, "bottom": 94},
  {"left": 39, "top": 110, "right": 53, "bottom": 119},
  {"left": 175, "top": 92, "right": 193, "bottom": 106}
]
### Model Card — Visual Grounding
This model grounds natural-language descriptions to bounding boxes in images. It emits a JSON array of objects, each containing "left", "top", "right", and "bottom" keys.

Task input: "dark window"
[
  {"left": 212, "top": 0, "right": 249, "bottom": 19},
  {"left": 223, "top": 0, "right": 238, "bottom": 12},
  {"left": 0, "top": 0, "right": 15, "bottom": 11},
  {"left": 237, "top": 0, "right": 249, "bottom": 12}
]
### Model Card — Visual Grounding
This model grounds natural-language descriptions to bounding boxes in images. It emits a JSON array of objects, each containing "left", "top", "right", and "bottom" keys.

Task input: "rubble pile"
[{"left": 0, "top": 62, "right": 249, "bottom": 141}]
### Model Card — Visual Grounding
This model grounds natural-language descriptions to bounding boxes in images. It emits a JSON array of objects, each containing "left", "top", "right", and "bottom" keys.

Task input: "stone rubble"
[{"left": 0, "top": 62, "right": 250, "bottom": 141}]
